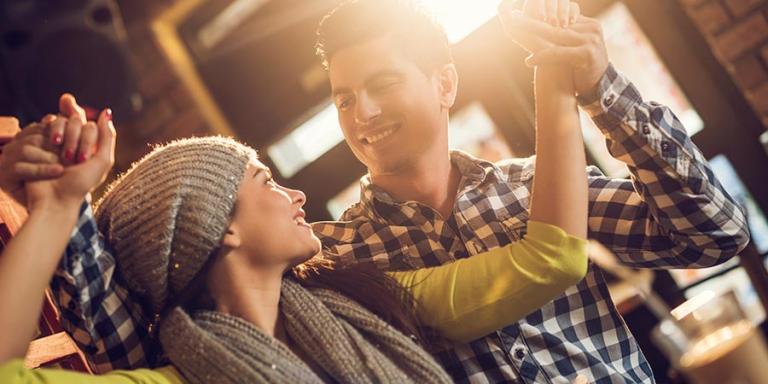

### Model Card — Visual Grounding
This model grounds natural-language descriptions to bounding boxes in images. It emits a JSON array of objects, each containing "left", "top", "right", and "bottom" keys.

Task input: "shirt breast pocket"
[{"left": 499, "top": 211, "right": 529, "bottom": 243}]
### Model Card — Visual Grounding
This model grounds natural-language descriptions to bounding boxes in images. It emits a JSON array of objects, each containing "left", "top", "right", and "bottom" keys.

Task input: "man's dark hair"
[{"left": 315, "top": 0, "right": 453, "bottom": 73}]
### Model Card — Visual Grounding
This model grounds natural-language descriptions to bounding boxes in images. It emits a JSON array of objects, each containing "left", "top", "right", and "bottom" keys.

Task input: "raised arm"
[
  {"left": 0, "top": 110, "right": 115, "bottom": 363},
  {"left": 504, "top": 8, "right": 748, "bottom": 267},
  {"left": 1, "top": 95, "right": 153, "bottom": 372},
  {"left": 391, "top": 1, "right": 590, "bottom": 343}
]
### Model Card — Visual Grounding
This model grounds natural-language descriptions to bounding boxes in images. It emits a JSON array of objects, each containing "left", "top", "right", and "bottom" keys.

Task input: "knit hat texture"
[{"left": 95, "top": 136, "right": 255, "bottom": 314}]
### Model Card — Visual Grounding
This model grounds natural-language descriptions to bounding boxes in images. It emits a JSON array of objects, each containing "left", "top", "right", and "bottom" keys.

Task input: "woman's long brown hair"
[
  {"left": 171, "top": 251, "right": 434, "bottom": 352},
  {"left": 293, "top": 258, "right": 433, "bottom": 349}
]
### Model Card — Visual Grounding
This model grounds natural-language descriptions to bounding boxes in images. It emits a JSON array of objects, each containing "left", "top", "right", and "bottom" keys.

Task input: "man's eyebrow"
[
  {"left": 332, "top": 87, "right": 351, "bottom": 97},
  {"left": 252, "top": 168, "right": 267, "bottom": 178},
  {"left": 331, "top": 70, "right": 404, "bottom": 97},
  {"left": 364, "top": 70, "right": 403, "bottom": 86}
]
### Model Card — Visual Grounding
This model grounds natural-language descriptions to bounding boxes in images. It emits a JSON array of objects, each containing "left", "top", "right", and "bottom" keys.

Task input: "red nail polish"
[
  {"left": 78, "top": 153, "right": 88, "bottom": 163},
  {"left": 52, "top": 133, "right": 63, "bottom": 145},
  {"left": 64, "top": 150, "right": 74, "bottom": 162},
  {"left": 105, "top": 108, "right": 113, "bottom": 122}
]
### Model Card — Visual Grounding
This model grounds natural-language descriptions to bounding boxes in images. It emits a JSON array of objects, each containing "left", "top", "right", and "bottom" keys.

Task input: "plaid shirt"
[
  {"left": 51, "top": 64, "right": 749, "bottom": 381},
  {"left": 313, "top": 64, "right": 748, "bottom": 383}
]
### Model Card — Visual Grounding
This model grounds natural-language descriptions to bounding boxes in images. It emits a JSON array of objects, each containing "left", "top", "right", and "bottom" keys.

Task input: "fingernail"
[
  {"left": 64, "top": 150, "right": 74, "bottom": 162},
  {"left": 52, "top": 133, "right": 63, "bottom": 145},
  {"left": 105, "top": 108, "right": 113, "bottom": 122},
  {"left": 78, "top": 152, "right": 88, "bottom": 163}
]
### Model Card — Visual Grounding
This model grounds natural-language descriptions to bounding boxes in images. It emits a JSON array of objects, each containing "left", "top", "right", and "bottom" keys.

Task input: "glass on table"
[{"left": 652, "top": 290, "right": 768, "bottom": 384}]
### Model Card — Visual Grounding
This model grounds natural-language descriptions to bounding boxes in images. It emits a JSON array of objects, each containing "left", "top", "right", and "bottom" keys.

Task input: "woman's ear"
[
  {"left": 435, "top": 63, "right": 459, "bottom": 109},
  {"left": 221, "top": 227, "right": 242, "bottom": 249}
]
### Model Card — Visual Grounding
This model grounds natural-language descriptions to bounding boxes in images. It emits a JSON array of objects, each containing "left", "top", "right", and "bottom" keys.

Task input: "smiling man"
[{"left": 309, "top": 0, "right": 749, "bottom": 382}]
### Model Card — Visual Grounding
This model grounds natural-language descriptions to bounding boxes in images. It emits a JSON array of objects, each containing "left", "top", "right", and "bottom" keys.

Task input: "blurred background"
[{"left": 1, "top": 0, "right": 768, "bottom": 380}]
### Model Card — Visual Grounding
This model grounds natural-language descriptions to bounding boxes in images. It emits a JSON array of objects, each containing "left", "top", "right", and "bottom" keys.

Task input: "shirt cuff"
[{"left": 576, "top": 63, "right": 636, "bottom": 122}]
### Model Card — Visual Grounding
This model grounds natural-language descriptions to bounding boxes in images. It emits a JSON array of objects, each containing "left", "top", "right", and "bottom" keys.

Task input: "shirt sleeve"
[
  {"left": 388, "top": 221, "right": 588, "bottom": 343},
  {"left": 577, "top": 64, "right": 749, "bottom": 268},
  {"left": 0, "top": 359, "right": 182, "bottom": 384},
  {"left": 49, "top": 199, "right": 153, "bottom": 372}
]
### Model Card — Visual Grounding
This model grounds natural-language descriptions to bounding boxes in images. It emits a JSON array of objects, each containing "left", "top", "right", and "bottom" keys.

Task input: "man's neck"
[{"left": 370, "top": 153, "right": 460, "bottom": 219}]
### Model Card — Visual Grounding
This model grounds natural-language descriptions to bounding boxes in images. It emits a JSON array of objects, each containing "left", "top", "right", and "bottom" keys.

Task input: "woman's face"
[{"left": 227, "top": 159, "right": 321, "bottom": 267}]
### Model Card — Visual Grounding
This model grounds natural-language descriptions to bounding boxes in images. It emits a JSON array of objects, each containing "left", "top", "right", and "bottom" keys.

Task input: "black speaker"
[{"left": 0, "top": 0, "right": 141, "bottom": 123}]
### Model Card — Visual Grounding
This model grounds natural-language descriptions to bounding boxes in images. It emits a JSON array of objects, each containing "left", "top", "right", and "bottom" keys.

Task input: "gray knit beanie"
[{"left": 94, "top": 136, "right": 256, "bottom": 315}]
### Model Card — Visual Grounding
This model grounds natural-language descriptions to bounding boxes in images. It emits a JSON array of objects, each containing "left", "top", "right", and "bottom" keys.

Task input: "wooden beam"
[{"left": 24, "top": 332, "right": 80, "bottom": 369}]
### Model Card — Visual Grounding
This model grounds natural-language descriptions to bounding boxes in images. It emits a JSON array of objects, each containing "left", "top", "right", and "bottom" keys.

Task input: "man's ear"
[
  {"left": 435, "top": 63, "right": 459, "bottom": 109},
  {"left": 221, "top": 227, "right": 241, "bottom": 249}
]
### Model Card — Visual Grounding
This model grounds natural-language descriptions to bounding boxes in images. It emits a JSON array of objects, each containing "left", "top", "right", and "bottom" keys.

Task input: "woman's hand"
[
  {"left": 498, "top": 0, "right": 581, "bottom": 55},
  {"left": 25, "top": 109, "right": 116, "bottom": 213}
]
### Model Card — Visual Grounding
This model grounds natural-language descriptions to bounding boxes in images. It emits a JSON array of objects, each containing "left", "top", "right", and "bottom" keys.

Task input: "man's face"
[{"left": 328, "top": 35, "right": 449, "bottom": 175}]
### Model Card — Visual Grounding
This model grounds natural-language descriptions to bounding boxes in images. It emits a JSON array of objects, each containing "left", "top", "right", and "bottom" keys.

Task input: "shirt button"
[
  {"left": 603, "top": 94, "right": 616, "bottom": 107},
  {"left": 642, "top": 124, "right": 650, "bottom": 134},
  {"left": 514, "top": 348, "right": 526, "bottom": 360},
  {"left": 661, "top": 141, "right": 670, "bottom": 151}
]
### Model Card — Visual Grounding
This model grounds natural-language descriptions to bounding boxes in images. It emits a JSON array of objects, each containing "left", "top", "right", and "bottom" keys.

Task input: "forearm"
[
  {"left": 0, "top": 202, "right": 80, "bottom": 362},
  {"left": 580, "top": 65, "right": 749, "bottom": 266},
  {"left": 530, "top": 65, "right": 588, "bottom": 239},
  {"left": 390, "top": 221, "right": 588, "bottom": 342}
]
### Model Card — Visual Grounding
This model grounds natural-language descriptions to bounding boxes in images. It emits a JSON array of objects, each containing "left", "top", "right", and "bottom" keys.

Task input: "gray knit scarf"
[{"left": 159, "top": 278, "right": 452, "bottom": 383}]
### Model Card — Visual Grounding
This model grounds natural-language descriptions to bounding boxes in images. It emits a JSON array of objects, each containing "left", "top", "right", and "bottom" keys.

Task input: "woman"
[{"left": 0, "top": 5, "right": 587, "bottom": 384}]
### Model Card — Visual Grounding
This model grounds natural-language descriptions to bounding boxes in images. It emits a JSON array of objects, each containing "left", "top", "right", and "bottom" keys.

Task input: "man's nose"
[{"left": 354, "top": 93, "right": 382, "bottom": 125}]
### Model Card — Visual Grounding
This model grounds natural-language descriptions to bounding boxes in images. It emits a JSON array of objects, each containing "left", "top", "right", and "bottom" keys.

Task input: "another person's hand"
[
  {"left": 0, "top": 93, "right": 90, "bottom": 206},
  {"left": 25, "top": 109, "right": 115, "bottom": 213},
  {"left": 499, "top": 0, "right": 609, "bottom": 95},
  {"left": 0, "top": 119, "right": 63, "bottom": 206}
]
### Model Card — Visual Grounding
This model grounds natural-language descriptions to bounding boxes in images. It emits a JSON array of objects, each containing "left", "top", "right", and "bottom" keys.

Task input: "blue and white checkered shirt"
[{"left": 51, "top": 64, "right": 749, "bottom": 382}]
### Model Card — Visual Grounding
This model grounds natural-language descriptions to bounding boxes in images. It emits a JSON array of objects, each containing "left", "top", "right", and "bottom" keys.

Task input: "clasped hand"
[
  {"left": 498, "top": 0, "right": 610, "bottom": 95},
  {"left": 0, "top": 94, "right": 116, "bottom": 212}
]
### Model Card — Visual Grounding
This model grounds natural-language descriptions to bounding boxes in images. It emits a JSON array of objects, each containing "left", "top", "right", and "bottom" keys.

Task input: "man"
[
  {"left": 0, "top": 0, "right": 748, "bottom": 382},
  {"left": 309, "top": 0, "right": 747, "bottom": 382}
]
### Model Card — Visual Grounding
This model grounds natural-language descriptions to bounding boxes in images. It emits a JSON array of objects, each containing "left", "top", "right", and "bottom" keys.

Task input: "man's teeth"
[{"left": 363, "top": 128, "right": 395, "bottom": 144}]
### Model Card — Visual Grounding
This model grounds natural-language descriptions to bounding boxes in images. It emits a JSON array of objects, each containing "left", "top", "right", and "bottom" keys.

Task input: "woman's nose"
[{"left": 287, "top": 187, "right": 307, "bottom": 207}]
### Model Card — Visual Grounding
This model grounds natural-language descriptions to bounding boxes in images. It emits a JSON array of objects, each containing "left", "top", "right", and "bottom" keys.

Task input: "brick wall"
[{"left": 680, "top": 0, "right": 768, "bottom": 128}]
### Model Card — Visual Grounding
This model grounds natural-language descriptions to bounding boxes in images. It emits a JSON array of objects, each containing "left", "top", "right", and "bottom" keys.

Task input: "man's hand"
[
  {"left": 26, "top": 109, "right": 116, "bottom": 213},
  {"left": 0, "top": 121, "right": 63, "bottom": 206},
  {"left": 499, "top": 0, "right": 610, "bottom": 95},
  {"left": 0, "top": 93, "right": 91, "bottom": 206}
]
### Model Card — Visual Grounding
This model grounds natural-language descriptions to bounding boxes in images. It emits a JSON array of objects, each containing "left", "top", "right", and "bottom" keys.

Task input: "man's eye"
[{"left": 337, "top": 99, "right": 351, "bottom": 110}]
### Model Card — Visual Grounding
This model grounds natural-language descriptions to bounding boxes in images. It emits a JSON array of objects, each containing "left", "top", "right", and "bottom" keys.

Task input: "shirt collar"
[{"left": 357, "top": 150, "right": 503, "bottom": 211}]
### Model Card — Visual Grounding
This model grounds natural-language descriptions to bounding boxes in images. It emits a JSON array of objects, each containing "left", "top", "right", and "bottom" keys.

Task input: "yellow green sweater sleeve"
[
  {"left": 0, "top": 359, "right": 184, "bottom": 384},
  {"left": 388, "top": 220, "right": 588, "bottom": 343}
]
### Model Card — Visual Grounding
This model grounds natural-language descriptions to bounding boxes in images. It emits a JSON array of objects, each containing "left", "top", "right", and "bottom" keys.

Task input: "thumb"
[
  {"left": 94, "top": 108, "right": 116, "bottom": 166},
  {"left": 59, "top": 93, "right": 87, "bottom": 124}
]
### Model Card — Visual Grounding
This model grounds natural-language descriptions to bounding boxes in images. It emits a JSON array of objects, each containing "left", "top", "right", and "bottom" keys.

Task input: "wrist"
[
  {"left": 535, "top": 65, "right": 576, "bottom": 95},
  {"left": 28, "top": 196, "right": 84, "bottom": 216}
]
